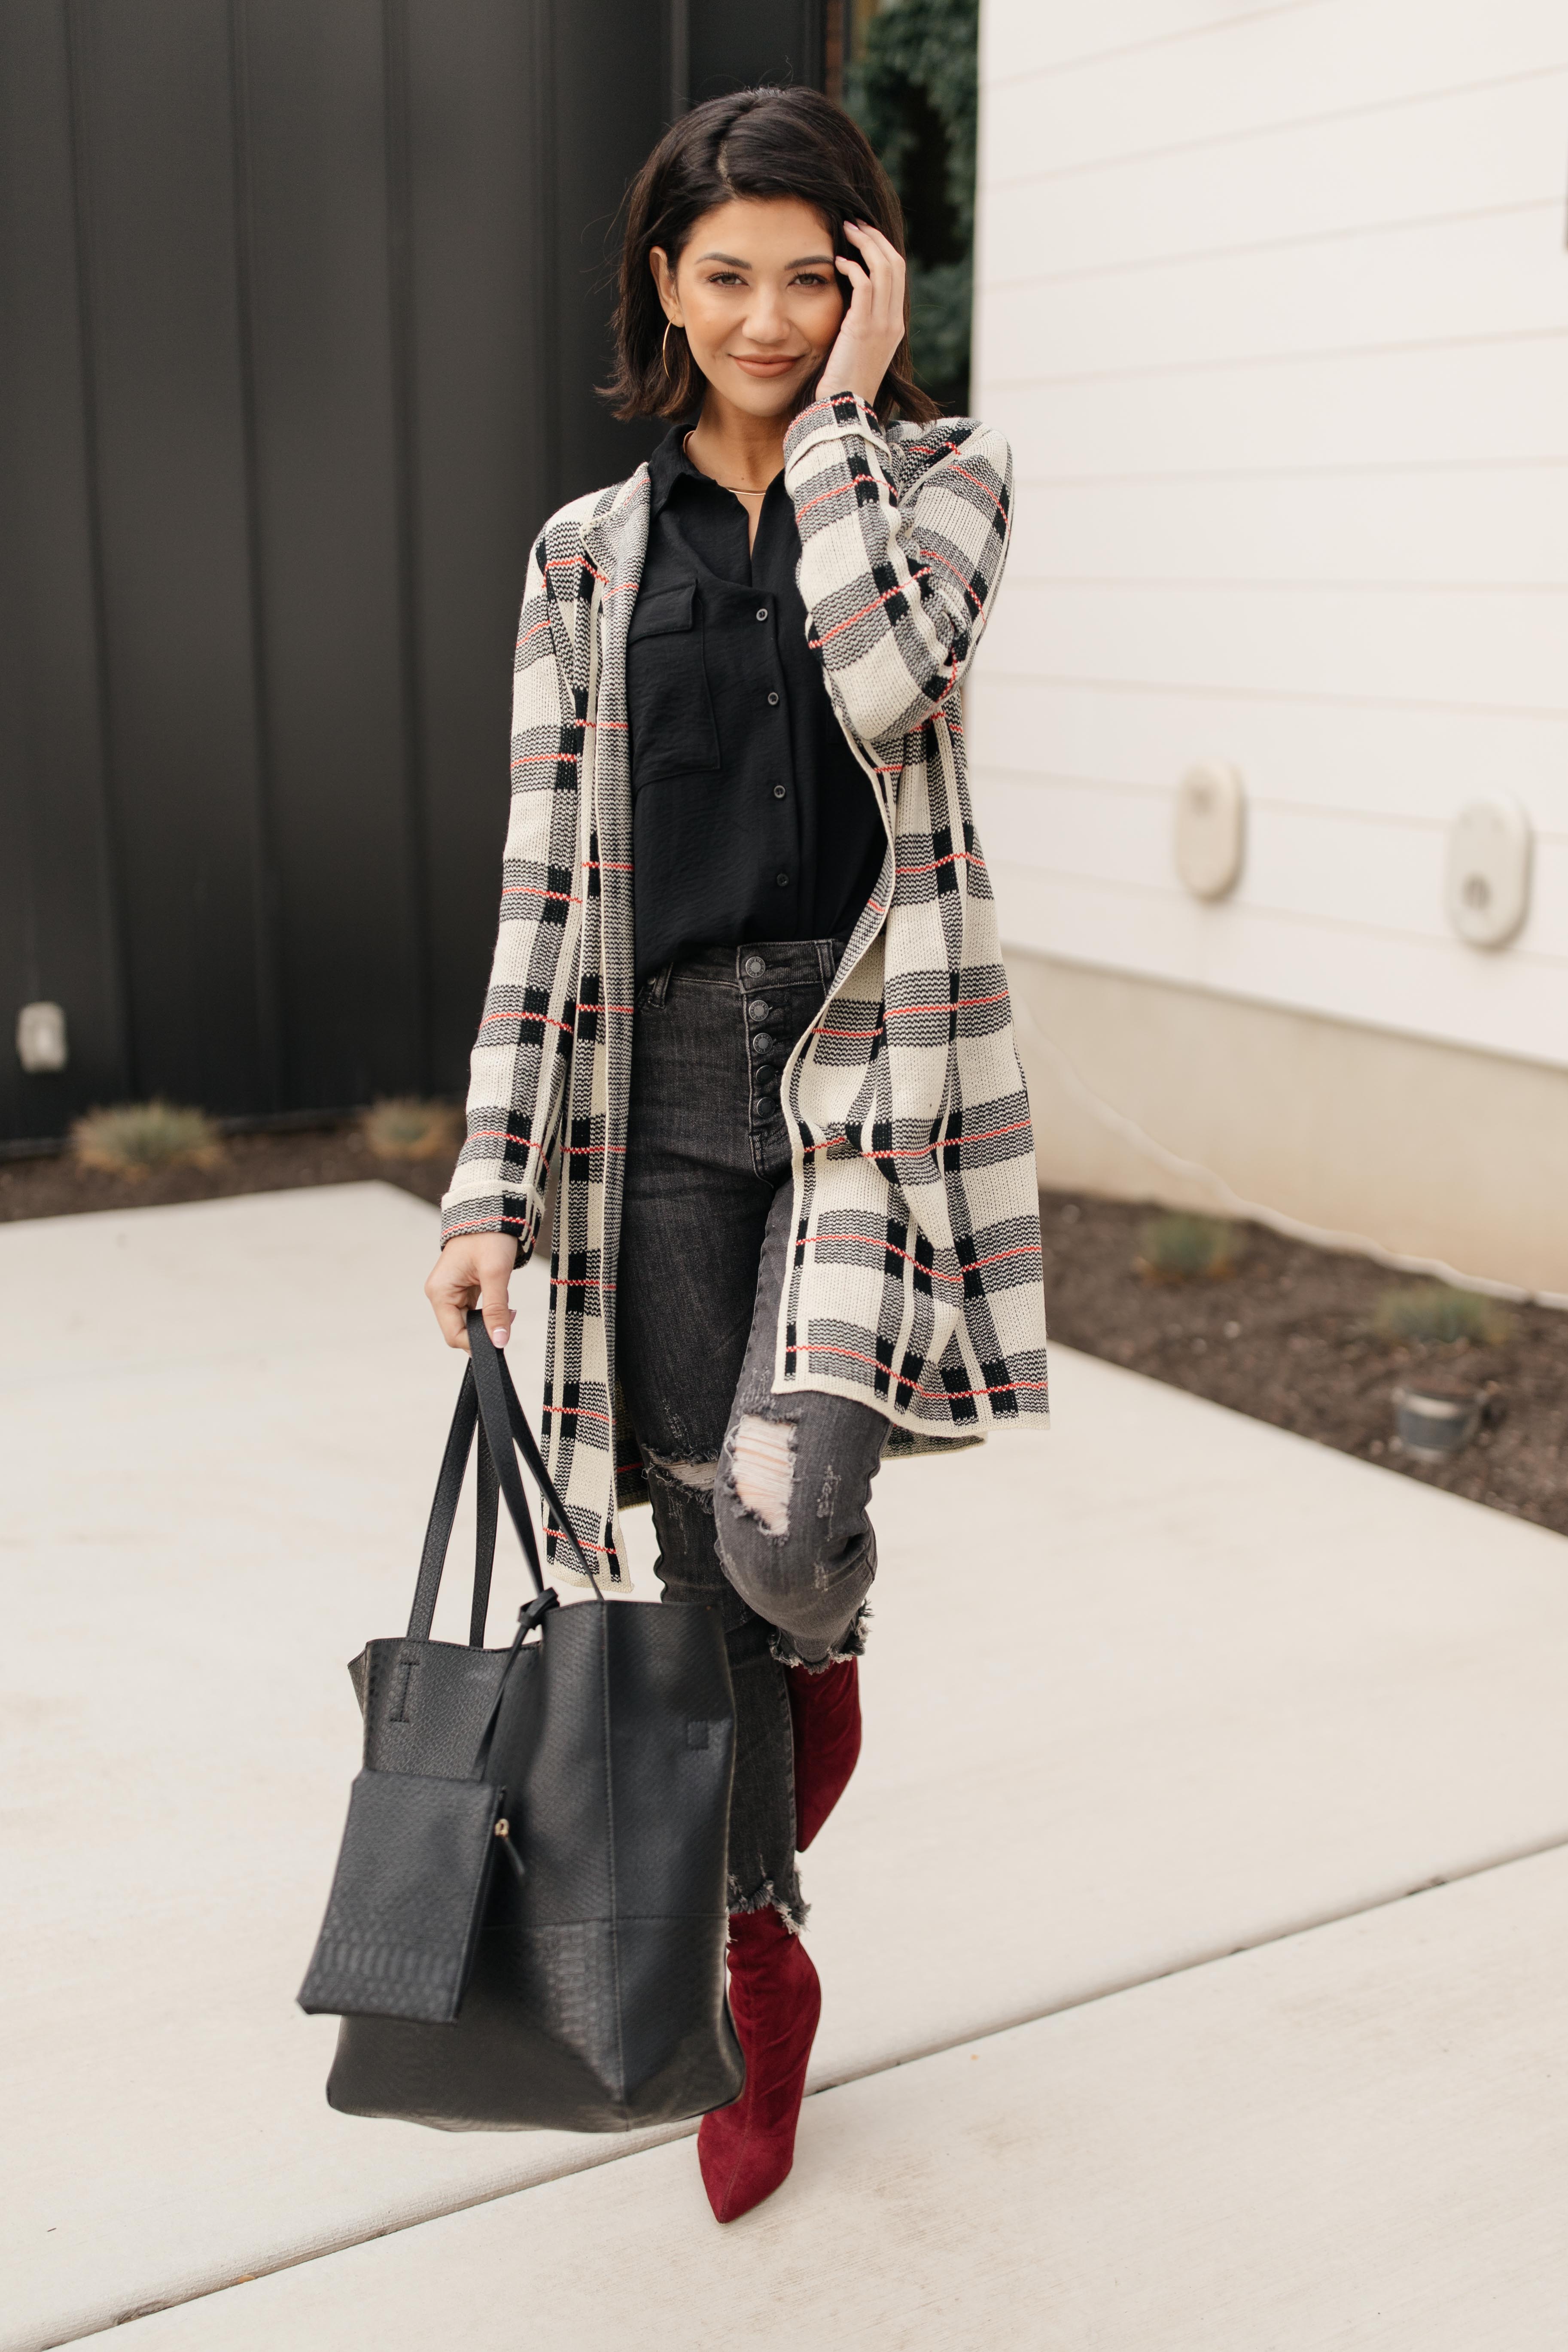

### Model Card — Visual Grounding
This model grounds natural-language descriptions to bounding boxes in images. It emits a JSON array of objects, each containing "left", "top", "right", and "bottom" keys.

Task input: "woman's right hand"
[
  {"left": 425, "top": 1234, "right": 520, "bottom": 1353},
  {"left": 818, "top": 220, "right": 907, "bottom": 410}
]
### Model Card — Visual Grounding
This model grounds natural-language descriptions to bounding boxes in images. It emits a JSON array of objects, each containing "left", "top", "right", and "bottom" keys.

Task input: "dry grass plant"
[
  {"left": 71, "top": 1100, "right": 224, "bottom": 1178},
  {"left": 1372, "top": 1282, "right": 1511, "bottom": 1350},
  {"left": 359, "top": 1096, "right": 462, "bottom": 1163},
  {"left": 1135, "top": 1211, "right": 1237, "bottom": 1284}
]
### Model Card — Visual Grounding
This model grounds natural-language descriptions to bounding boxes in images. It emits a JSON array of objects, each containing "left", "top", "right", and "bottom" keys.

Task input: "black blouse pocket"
[{"left": 626, "top": 577, "right": 720, "bottom": 786}]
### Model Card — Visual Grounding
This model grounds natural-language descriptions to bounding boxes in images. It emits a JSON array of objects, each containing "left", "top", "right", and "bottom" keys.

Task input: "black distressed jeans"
[{"left": 617, "top": 940, "right": 886, "bottom": 1925}]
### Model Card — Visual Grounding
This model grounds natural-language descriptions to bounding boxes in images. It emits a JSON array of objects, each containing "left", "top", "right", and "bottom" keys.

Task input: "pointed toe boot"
[
  {"left": 697, "top": 1905, "right": 821, "bottom": 2223},
  {"left": 787, "top": 1657, "right": 862, "bottom": 1850}
]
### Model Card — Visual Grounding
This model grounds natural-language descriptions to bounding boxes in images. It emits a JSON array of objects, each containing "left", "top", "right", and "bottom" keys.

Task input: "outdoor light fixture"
[
  {"left": 1174, "top": 762, "right": 1246, "bottom": 900},
  {"left": 1444, "top": 794, "right": 1531, "bottom": 949},
  {"left": 1392, "top": 1378, "right": 1485, "bottom": 1464},
  {"left": 15, "top": 1001, "right": 68, "bottom": 1073}
]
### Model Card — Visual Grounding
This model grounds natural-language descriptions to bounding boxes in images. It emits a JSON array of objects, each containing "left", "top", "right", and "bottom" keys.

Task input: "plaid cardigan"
[{"left": 441, "top": 393, "right": 1049, "bottom": 1584}]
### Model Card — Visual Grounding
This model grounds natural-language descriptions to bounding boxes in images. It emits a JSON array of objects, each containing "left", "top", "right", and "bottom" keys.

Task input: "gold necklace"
[{"left": 682, "top": 430, "right": 773, "bottom": 497}]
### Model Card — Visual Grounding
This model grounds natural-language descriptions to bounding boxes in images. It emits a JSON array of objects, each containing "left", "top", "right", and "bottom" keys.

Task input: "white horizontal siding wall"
[{"left": 970, "top": 0, "right": 1568, "bottom": 1068}]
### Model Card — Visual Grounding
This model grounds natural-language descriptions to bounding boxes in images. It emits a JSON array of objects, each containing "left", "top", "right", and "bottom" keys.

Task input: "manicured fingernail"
[{"left": 491, "top": 1326, "right": 508, "bottom": 1346}]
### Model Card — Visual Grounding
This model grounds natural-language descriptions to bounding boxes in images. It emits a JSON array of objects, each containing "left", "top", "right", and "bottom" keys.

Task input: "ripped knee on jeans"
[
  {"left": 729, "top": 1414, "right": 796, "bottom": 1538},
  {"left": 643, "top": 1446, "right": 719, "bottom": 1494}
]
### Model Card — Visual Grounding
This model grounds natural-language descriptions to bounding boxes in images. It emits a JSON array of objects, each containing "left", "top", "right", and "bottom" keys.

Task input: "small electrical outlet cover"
[
  {"left": 1445, "top": 795, "right": 1531, "bottom": 949},
  {"left": 1174, "top": 763, "right": 1245, "bottom": 900},
  {"left": 16, "top": 1001, "right": 69, "bottom": 1074}
]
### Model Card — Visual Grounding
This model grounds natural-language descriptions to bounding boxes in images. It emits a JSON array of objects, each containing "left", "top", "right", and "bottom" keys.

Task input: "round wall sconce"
[
  {"left": 1174, "top": 763, "right": 1245, "bottom": 900},
  {"left": 1444, "top": 795, "right": 1531, "bottom": 949}
]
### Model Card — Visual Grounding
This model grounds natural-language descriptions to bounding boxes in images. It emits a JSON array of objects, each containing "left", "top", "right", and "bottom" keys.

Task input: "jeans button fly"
[{"left": 742, "top": 955, "right": 766, "bottom": 980}]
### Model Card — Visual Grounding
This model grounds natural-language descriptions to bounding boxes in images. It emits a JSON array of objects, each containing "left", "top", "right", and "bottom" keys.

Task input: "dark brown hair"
[{"left": 605, "top": 86, "right": 937, "bottom": 426}]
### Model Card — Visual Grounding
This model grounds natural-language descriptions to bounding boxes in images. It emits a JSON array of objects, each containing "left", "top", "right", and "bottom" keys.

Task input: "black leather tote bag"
[{"left": 310, "top": 1311, "right": 744, "bottom": 2134}]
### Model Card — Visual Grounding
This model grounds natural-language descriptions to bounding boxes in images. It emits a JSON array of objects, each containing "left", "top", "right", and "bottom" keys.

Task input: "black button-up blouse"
[{"left": 626, "top": 423, "right": 886, "bottom": 984}]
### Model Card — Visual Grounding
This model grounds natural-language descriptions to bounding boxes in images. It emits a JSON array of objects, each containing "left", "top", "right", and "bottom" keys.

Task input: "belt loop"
[{"left": 643, "top": 961, "right": 674, "bottom": 1008}]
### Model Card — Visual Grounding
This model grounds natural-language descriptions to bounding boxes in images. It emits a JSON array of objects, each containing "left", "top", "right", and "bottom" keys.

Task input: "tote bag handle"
[
  {"left": 404, "top": 1321, "right": 601, "bottom": 1646},
  {"left": 405, "top": 1372, "right": 499, "bottom": 1645},
  {"left": 465, "top": 1310, "right": 604, "bottom": 1602}
]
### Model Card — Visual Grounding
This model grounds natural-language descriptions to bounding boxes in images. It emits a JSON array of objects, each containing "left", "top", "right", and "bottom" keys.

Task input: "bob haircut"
[{"left": 605, "top": 85, "right": 938, "bottom": 427}]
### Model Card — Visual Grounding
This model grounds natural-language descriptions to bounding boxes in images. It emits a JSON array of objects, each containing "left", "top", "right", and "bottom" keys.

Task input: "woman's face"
[{"left": 651, "top": 197, "right": 846, "bottom": 419}]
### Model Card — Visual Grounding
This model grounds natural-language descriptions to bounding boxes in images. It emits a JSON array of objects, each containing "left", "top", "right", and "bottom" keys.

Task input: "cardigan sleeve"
[
  {"left": 439, "top": 536, "right": 582, "bottom": 1260},
  {"left": 782, "top": 393, "right": 1013, "bottom": 752}
]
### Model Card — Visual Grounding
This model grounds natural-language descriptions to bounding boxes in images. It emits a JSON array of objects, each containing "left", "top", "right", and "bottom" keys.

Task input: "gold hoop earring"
[{"left": 661, "top": 321, "right": 676, "bottom": 375}]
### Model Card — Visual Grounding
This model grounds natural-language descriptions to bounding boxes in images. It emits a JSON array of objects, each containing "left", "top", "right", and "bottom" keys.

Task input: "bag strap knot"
[{"left": 517, "top": 1590, "right": 559, "bottom": 1637}]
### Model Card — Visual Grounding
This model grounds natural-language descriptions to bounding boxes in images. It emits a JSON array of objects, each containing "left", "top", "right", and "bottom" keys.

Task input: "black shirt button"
[
  {"left": 775, "top": 870, "right": 790, "bottom": 888},
  {"left": 755, "top": 608, "right": 768, "bottom": 622},
  {"left": 742, "top": 955, "right": 766, "bottom": 980},
  {"left": 772, "top": 784, "right": 786, "bottom": 800},
  {"left": 766, "top": 691, "right": 779, "bottom": 706}
]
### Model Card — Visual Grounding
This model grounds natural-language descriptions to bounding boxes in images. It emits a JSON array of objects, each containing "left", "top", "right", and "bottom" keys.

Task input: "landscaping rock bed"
[
  {"left": 1040, "top": 1187, "right": 1568, "bottom": 1538},
  {"left": 0, "top": 1120, "right": 449, "bottom": 1223}
]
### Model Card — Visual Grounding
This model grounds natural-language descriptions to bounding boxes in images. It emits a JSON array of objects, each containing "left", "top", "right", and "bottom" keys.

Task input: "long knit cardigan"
[{"left": 441, "top": 391, "right": 1049, "bottom": 1584}]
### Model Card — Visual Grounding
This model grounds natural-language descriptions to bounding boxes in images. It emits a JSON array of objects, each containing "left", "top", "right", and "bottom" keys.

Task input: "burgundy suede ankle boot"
[
  {"left": 697, "top": 1907, "right": 821, "bottom": 2224},
  {"left": 787, "top": 1658, "right": 862, "bottom": 1850}
]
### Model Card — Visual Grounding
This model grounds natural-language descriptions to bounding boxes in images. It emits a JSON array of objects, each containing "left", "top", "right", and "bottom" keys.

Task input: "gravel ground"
[
  {"left": 0, "top": 1123, "right": 449, "bottom": 1223},
  {"left": 3, "top": 1131, "right": 1561, "bottom": 1537},
  {"left": 1040, "top": 1187, "right": 1568, "bottom": 1539}
]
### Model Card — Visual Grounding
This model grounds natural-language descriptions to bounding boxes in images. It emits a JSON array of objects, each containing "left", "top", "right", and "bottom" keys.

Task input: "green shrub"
[
  {"left": 359, "top": 1096, "right": 461, "bottom": 1163},
  {"left": 1136, "top": 1212, "right": 1236, "bottom": 1282},
  {"left": 847, "top": 0, "right": 977, "bottom": 412},
  {"left": 1373, "top": 1282, "right": 1510, "bottom": 1348},
  {"left": 71, "top": 1099, "right": 222, "bottom": 1177}
]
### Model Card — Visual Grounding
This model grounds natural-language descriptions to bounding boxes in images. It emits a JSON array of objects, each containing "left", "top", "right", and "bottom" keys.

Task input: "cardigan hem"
[{"left": 771, "top": 1362, "right": 1049, "bottom": 1440}]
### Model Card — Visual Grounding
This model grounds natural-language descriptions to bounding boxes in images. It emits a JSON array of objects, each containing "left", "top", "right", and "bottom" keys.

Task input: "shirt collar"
[
  {"left": 647, "top": 421, "right": 704, "bottom": 520},
  {"left": 647, "top": 421, "right": 793, "bottom": 519}
]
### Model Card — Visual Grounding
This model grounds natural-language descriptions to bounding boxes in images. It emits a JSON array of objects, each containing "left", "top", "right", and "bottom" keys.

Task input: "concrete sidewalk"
[
  {"left": 91, "top": 1849, "right": 1568, "bottom": 2351},
  {"left": 3, "top": 1183, "right": 1566, "bottom": 2349}
]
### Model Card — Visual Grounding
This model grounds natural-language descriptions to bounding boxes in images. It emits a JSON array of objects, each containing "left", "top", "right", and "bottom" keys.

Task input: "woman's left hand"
[{"left": 817, "top": 221, "right": 907, "bottom": 411}]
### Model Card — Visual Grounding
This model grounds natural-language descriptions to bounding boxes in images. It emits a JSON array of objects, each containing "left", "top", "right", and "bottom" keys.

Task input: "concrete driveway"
[{"left": 3, "top": 1184, "right": 1564, "bottom": 2349}]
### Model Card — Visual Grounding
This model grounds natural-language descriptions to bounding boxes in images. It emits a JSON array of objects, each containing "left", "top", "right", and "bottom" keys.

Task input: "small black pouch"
[
  {"left": 299, "top": 1458, "right": 550, "bottom": 2030},
  {"left": 298, "top": 1768, "right": 514, "bottom": 2026}
]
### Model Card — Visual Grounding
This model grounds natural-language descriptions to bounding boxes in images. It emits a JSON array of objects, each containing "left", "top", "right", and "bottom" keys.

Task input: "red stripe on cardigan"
[
  {"left": 804, "top": 1234, "right": 1041, "bottom": 1283},
  {"left": 479, "top": 1009, "right": 573, "bottom": 1038},
  {"left": 802, "top": 1115, "right": 1033, "bottom": 1161},
  {"left": 917, "top": 545, "right": 984, "bottom": 611},
  {"left": 809, "top": 571, "right": 931, "bottom": 647},
  {"left": 502, "top": 883, "right": 582, "bottom": 907},
  {"left": 799, "top": 1339, "right": 1046, "bottom": 1404}
]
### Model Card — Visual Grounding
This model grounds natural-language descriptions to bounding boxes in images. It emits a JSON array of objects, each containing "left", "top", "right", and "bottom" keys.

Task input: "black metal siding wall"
[{"left": 0, "top": 0, "right": 824, "bottom": 1143}]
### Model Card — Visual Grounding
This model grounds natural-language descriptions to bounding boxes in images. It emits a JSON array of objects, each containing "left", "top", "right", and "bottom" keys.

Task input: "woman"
[{"left": 427, "top": 85, "right": 1048, "bottom": 2221}]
